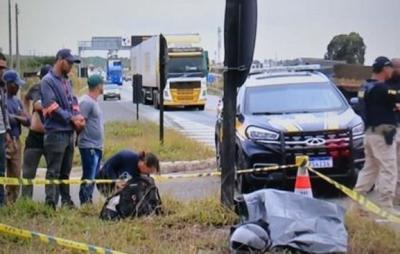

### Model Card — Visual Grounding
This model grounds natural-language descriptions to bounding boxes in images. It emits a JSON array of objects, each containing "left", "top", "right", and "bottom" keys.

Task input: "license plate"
[{"left": 309, "top": 156, "right": 333, "bottom": 168}]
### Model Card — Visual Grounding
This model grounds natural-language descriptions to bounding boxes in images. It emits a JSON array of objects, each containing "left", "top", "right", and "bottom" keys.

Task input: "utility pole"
[
  {"left": 8, "top": 0, "right": 13, "bottom": 68},
  {"left": 15, "top": 3, "right": 20, "bottom": 73}
]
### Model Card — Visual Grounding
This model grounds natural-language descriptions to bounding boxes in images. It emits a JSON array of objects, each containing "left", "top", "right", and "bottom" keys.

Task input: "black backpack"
[{"left": 100, "top": 176, "right": 162, "bottom": 221}]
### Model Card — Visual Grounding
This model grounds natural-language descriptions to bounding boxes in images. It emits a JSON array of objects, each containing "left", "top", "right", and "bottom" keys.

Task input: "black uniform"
[{"left": 365, "top": 82, "right": 398, "bottom": 128}]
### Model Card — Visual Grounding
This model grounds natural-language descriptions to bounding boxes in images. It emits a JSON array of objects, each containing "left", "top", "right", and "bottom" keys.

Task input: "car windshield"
[
  {"left": 167, "top": 56, "right": 207, "bottom": 75},
  {"left": 105, "top": 84, "right": 120, "bottom": 90},
  {"left": 245, "top": 82, "right": 346, "bottom": 115}
]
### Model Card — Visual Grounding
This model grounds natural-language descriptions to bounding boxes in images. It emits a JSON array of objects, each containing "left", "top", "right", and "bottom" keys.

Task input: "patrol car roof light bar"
[{"left": 250, "top": 64, "right": 322, "bottom": 75}]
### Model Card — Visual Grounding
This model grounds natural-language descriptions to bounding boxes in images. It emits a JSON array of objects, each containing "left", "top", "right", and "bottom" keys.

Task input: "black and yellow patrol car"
[{"left": 215, "top": 70, "right": 365, "bottom": 193}]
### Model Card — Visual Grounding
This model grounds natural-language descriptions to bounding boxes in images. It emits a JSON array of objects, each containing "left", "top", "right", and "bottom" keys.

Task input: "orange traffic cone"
[{"left": 294, "top": 165, "right": 313, "bottom": 198}]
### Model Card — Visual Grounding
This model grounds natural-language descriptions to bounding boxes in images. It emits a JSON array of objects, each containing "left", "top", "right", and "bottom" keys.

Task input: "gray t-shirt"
[{"left": 78, "top": 95, "right": 104, "bottom": 149}]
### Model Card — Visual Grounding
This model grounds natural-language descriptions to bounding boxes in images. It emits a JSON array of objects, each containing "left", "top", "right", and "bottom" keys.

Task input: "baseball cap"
[
  {"left": 87, "top": 74, "right": 104, "bottom": 88},
  {"left": 372, "top": 56, "right": 393, "bottom": 73},
  {"left": 2, "top": 69, "right": 25, "bottom": 86},
  {"left": 56, "top": 49, "right": 81, "bottom": 64}
]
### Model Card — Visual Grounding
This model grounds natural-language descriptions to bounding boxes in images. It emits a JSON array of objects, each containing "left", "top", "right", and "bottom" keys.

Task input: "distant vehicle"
[
  {"left": 131, "top": 34, "right": 209, "bottom": 110},
  {"left": 103, "top": 84, "right": 121, "bottom": 101},
  {"left": 215, "top": 69, "right": 365, "bottom": 194},
  {"left": 106, "top": 59, "right": 123, "bottom": 86}
]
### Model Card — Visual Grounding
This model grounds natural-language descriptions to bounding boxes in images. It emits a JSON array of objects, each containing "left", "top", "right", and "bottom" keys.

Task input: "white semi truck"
[{"left": 130, "top": 34, "right": 208, "bottom": 110}]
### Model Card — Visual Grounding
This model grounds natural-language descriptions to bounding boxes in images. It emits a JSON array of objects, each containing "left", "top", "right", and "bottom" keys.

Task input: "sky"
[{"left": 0, "top": 0, "right": 399, "bottom": 64}]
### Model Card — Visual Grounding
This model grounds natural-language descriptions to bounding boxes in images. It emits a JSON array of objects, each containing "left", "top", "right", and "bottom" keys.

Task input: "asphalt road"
[{"left": 100, "top": 81, "right": 219, "bottom": 147}]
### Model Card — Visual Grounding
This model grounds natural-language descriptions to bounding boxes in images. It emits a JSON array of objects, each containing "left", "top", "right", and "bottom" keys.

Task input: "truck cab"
[
  {"left": 163, "top": 47, "right": 208, "bottom": 110},
  {"left": 107, "top": 58, "right": 123, "bottom": 86}
]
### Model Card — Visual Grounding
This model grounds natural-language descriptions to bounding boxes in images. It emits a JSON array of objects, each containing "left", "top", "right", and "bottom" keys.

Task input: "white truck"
[{"left": 130, "top": 34, "right": 208, "bottom": 110}]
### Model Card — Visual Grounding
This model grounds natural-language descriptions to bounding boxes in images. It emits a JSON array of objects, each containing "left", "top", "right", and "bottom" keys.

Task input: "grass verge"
[
  {"left": 72, "top": 121, "right": 214, "bottom": 166},
  {"left": 18, "top": 120, "right": 214, "bottom": 168},
  {"left": 0, "top": 199, "right": 400, "bottom": 253},
  {"left": 346, "top": 211, "right": 400, "bottom": 253},
  {"left": 0, "top": 197, "right": 237, "bottom": 254}
]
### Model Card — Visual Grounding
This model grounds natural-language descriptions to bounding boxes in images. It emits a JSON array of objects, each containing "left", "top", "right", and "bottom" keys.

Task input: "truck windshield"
[
  {"left": 167, "top": 56, "right": 207, "bottom": 75},
  {"left": 245, "top": 82, "right": 347, "bottom": 115}
]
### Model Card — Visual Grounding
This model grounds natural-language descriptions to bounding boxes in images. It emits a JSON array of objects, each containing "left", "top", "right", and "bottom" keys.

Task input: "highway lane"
[{"left": 99, "top": 81, "right": 219, "bottom": 148}]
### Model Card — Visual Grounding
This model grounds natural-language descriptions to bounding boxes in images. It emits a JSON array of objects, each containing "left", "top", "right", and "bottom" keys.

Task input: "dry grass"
[
  {"left": 346, "top": 211, "right": 400, "bottom": 254},
  {"left": 19, "top": 120, "right": 214, "bottom": 169},
  {"left": 1, "top": 199, "right": 400, "bottom": 253},
  {"left": 0, "top": 197, "right": 237, "bottom": 254},
  {"left": 71, "top": 121, "right": 214, "bottom": 166}
]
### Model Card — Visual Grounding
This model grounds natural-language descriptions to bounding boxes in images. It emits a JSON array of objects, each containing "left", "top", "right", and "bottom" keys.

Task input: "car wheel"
[
  {"left": 235, "top": 149, "right": 252, "bottom": 194},
  {"left": 343, "top": 171, "right": 358, "bottom": 189},
  {"left": 118, "top": 95, "right": 121, "bottom": 100},
  {"left": 103, "top": 96, "right": 107, "bottom": 101}
]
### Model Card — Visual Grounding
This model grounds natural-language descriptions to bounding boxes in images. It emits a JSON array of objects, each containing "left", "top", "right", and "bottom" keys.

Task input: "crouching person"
[
  {"left": 96, "top": 150, "right": 160, "bottom": 196},
  {"left": 97, "top": 150, "right": 162, "bottom": 221}
]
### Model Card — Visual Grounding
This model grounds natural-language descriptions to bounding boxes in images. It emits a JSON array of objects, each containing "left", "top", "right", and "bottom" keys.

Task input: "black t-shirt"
[
  {"left": 26, "top": 83, "right": 44, "bottom": 122},
  {"left": 365, "top": 83, "right": 398, "bottom": 127},
  {"left": 101, "top": 150, "right": 140, "bottom": 179},
  {"left": 26, "top": 83, "right": 41, "bottom": 103},
  {"left": 387, "top": 78, "right": 400, "bottom": 123}
]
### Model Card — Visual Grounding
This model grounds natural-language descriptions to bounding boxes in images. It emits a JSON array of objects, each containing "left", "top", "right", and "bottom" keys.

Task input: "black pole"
[
  {"left": 133, "top": 74, "right": 143, "bottom": 121},
  {"left": 159, "top": 35, "right": 168, "bottom": 145},
  {"left": 159, "top": 90, "right": 164, "bottom": 145},
  {"left": 221, "top": 71, "right": 237, "bottom": 208},
  {"left": 136, "top": 100, "right": 139, "bottom": 121}
]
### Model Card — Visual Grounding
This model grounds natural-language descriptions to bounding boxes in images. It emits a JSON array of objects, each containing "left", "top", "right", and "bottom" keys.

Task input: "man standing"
[
  {"left": 21, "top": 65, "right": 52, "bottom": 199},
  {"left": 354, "top": 56, "right": 399, "bottom": 213},
  {"left": 3, "top": 70, "right": 30, "bottom": 203},
  {"left": 387, "top": 58, "right": 400, "bottom": 205},
  {"left": 0, "top": 53, "right": 11, "bottom": 206},
  {"left": 78, "top": 75, "right": 104, "bottom": 205},
  {"left": 41, "top": 49, "right": 85, "bottom": 209}
]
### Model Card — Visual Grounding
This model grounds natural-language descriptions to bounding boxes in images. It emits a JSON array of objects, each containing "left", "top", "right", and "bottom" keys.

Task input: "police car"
[{"left": 215, "top": 68, "right": 365, "bottom": 193}]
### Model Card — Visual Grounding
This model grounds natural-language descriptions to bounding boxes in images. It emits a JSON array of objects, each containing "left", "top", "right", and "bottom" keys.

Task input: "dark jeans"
[
  {"left": 43, "top": 132, "right": 74, "bottom": 206},
  {"left": 79, "top": 148, "right": 102, "bottom": 204},
  {"left": 0, "top": 133, "right": 6, "bottom": 206},
  {"left": 21, "top": 130, "right": 44, "bottom": 199}
]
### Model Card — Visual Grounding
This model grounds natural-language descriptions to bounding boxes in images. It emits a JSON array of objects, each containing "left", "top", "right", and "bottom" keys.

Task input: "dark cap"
[
  {"left": 39, "top": 64, "right": 52, "bottom": 79},
  {"left": 56, "top": 49, "right": 81, "bottom": 64},
  {"left": 87, "top": 74, "right": 104, "bottom": 88},
  {"left": 2, "top": 69, "right": 25, "bottom": 86},
  {"left": 372, "top": 56, "right": 393, "bottom": 73}
]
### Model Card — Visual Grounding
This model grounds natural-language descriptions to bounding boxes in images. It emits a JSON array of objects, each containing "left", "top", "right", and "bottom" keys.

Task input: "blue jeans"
[
  {"left": 79, "top": 148, "right": 102, "bottom": 204},
  {"left": 0, "top": 133, "right": 6, "bottom": 206}
]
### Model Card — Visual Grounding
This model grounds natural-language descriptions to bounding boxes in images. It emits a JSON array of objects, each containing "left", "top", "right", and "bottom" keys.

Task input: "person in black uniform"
[
  {"left": 96, "top": 150, "right": 160, "bottom": 196},
  {"left": 354, "top": 56, "right": 400, "bottom": 214},
  {"left": 388, "top": 58, "right": 400, "bottom": 206}
]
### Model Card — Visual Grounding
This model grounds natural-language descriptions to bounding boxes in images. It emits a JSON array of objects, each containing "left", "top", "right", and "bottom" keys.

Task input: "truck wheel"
[
  {"left": 153, "top": 91, "right": 160, "bottom": 109},
  {"left": 198, "top": 105, "right": 205, "bottom": 111},
  {"left": 215, "top": 138, "right": 222, "bottom": 171}
]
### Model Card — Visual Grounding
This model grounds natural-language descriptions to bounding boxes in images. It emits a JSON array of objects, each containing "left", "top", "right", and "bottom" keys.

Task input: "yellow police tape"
[
  {"left": 307, "top": 166, "right": 400, "bottom": 224},
  {"left": 0, "top": 223, "right": 126, "bottom": 254},
  {"left": 0, "top": 164, "right": 298, "bottom": 186}
]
